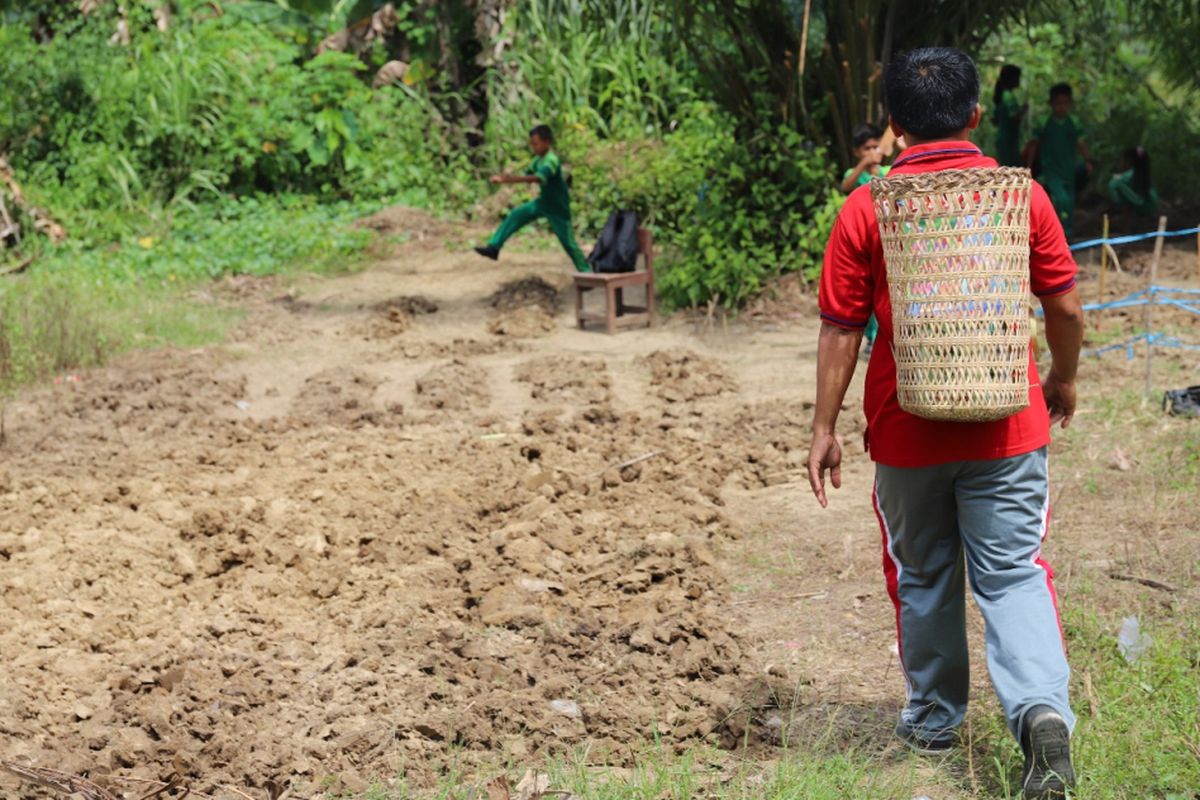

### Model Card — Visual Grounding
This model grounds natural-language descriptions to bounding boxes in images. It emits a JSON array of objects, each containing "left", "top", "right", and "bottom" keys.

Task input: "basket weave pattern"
[{"left": 872, "top": 167, "right": 1033, "bottom": 422}]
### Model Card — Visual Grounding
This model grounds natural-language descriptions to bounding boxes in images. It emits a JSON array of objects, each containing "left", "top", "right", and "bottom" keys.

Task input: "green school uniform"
[
  {"left": 843, "top": 164, "right": 890, "bottom": 188},
  {"left": 992, "top": 89, "right": 1023, "bottom": 167},
  {"left": 1108, "top": 169, "right": 1159, "bottom": 215},
  {"left": 840, "top": 165, "right": 888, "bottom": 340},
  {"left": 488, "top": 150, "right": 589, "bottom": 272},
  {"left": 840, "top": 164, "right": 889, "bottom": 342},
  {"left": 1036, "top": 114, "right": 1084, "bottom": 237}
]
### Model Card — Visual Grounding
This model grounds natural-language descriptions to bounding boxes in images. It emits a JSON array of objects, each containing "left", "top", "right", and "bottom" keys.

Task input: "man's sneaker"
[
  {"left": 894, "top": 721, "right": 956, "bottom": 755},
  {"left": 1021, "top": 705, "right": 1075, "bottom": 799},
  {"left": 473, "top": 245, "right": 499, "bottom": 260}
]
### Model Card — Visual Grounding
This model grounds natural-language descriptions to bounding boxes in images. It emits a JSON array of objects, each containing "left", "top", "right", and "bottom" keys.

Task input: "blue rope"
[
  {"left": 1083, "top": 332, "right": 1200, "bottom": 360},
  {"left": 1034, "top": 286, "right": 1200, "bottom": 316},
  {"left": 1069, "top": 226, "right": 1200, "bottom": 251}
]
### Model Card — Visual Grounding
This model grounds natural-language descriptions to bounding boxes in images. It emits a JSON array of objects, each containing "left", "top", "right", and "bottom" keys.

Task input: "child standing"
[
  {"left": 992, "top": 65, "right": 1026, "bottom": 167},
  {"left": 474, "top": 124, "right": 590, "bottom": 272},
  {"left": 840, "top": 124, "right": 891, "bottom": 193},
  {"left": 1108, "top": 146, "right": 1159, "bottom": 216},
  {"left": 1028, "top": 83, "right": 1092, "bottom": 238},
  {"left": 840, "top": 124, "right": 892, "bottom": 349}
]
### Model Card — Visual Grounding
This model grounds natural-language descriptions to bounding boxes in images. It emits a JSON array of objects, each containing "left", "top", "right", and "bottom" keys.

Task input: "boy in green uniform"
[
  {"left": 474, "top": 124, "right": 590, "bottom": 272},
  {"left": 1028, "top": 83, "right": 1091, "bottom": 238},
  {"left": 840, "top": 124, "right": 891, "bottom": 349},
  {"left": 840, "top": 124, "right": 891, "bottom": 192}
]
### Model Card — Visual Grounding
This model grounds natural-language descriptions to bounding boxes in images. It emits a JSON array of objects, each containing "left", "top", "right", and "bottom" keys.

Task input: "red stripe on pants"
[{"left": 873, "top": 484, "right": 908, "bottom": 686}]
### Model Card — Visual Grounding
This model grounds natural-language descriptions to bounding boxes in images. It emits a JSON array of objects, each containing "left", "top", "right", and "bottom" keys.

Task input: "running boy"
[
  {"left": 809, "top": 47, "right": 1084, "bottom": 799},
  {"left": 474, "top": 125, "right": 590, "bottom": 272},
  {"left": 1028, "top": 83, "right": 1091, "bottom": 238}
]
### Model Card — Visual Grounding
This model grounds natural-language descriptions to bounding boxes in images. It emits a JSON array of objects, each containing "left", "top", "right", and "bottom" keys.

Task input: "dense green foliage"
[
  {"left": 0, "top": 3, "right": 472, "bottom": 239},
  {"left": 1, "top": 0, "right": 1198, "bottom": 391},
  {"left": 977, "top": 7, "right": 1200, "bottom": 200}
]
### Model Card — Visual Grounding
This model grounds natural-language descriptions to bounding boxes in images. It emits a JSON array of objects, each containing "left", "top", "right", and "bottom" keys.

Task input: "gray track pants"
[{"left": 873, "top": 446, "right": 1074, "bottom": 744}]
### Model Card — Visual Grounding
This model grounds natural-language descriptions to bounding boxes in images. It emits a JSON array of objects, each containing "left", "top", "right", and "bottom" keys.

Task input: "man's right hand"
[{"left": 807, "top": 431, "right": 844, "bottom": 508}]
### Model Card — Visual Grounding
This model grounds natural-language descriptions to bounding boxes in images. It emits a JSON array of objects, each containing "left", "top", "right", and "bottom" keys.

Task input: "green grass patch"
[
  {"left": 0, "top": 195, "right": 378, "bottom": 394},
  {"left": 345, "top": 741, "right": 928, "bottom": 800},
  {"left": 960, "top": 608, "right": 1200, "bottom": 799}
]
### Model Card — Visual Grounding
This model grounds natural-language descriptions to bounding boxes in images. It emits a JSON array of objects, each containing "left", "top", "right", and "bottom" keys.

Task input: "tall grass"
[{"left": 486, "top": 0, "right": 695, "bottom": 143}]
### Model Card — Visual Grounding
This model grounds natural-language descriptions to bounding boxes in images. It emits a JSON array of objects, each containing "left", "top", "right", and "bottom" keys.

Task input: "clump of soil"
[
  {"left": 743, "top": 273, "right": 820, "bottom": 322},
  {"left": 17, "top": 349, "right": 248, "bottom": 439},
  {"left": 489, "top": 276, "right": 561, "bottom": 314},
  {"left": 350, "top": 295, "right": 438, "bottom": 340},
  {"left": 515, "top": 356, "right": 611, "bottom": 405},
  {"left": 383, "top": 338, "right": 525, "bottom": 361},
  {"left": 374, "top": 295, "right": 438, "bottom": 316},
  {"left": 488, "top": 307, "right": 558, "bottom": 338},
  {"left": 639, "top": 348, "right": 737, "bottom": 402},
  {"left": 290, "top": 367, "right": 397, "bottom": 426},
  {"left": 415, "top": 360, "right": 490, "bottom": 410}
]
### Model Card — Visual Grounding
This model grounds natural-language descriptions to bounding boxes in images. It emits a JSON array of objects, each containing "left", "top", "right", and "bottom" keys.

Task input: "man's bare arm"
[
  {"left": 1040, "top": 287, "right": 1084, "bottom": 428},
  {"left": 807, "top": 322, "right": 864, "bottom": 507}
]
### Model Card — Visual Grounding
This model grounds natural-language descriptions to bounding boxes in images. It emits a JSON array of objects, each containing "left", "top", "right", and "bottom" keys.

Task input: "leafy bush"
[{"left": 0, "top": 4, "right": 473, "bottom": 241}]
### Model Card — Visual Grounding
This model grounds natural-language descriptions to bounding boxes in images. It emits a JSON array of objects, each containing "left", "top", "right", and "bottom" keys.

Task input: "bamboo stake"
[
  {"left": 798, "top": 0, "right": 812, "bottom": 77},
  {"left": 1098, "top": 213, "right": 1109, "bottom": 304},
  {"left": 1195, "top": 223, "right": 1199, "bottom": 280},
  {"left": 1144, "top": 215, "right": 1167, "bottom": 397}
]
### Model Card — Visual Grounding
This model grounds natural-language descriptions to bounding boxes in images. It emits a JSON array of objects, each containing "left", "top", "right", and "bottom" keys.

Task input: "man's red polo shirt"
[{"left": 818, "top": 142, "right": 1078, "bottom": 468}]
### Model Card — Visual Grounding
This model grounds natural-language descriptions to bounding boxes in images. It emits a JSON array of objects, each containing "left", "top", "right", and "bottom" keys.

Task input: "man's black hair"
[
  {"left": 1049, "top": 83, "right": 1073, "bottom": 101},
  {"left": 993, "top": 64, "right": 1021, "bottom": 107},
  {"left": 884, "top": 47, "right": 980, "bottom": 140},
  {"left": 529, "top": 124, "right": 554, "bottom": 143},
  {"left": 852, "top": 123, "right": 884, "bottom": 150}
]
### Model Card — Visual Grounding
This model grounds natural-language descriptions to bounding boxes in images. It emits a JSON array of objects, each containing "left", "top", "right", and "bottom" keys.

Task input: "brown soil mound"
[
  {"left": 374, "top": 295, "right": 438, "bottom": 316},
  {"left": 382, "top": 338, "right": 526, "bottom": 361},
  {"left": 290, "top": 367, "right": 399, "bottom": 426},
  {"left": 0, "top": 367, "right": 804, "bottom": 796},
  {"left": 488, "top": 307, "right": 557, "bottom": 338},
  {"left": 414, "top": 360, "right": 490, "bottom": 410},
  {"left": 347, "top": 296, "right": 439, "bottom": 341},
  {"left": 638, "top": 349, "right": 737, "bottom": 402},
  {"left": 515, "top": 356, "right": 612, "bottom": 405},
  {"left": 0, "top": 270, "right": 820, "bottom": 798},
  {"left": 488, "top": 276, "right": 561, "bottom": 314}
]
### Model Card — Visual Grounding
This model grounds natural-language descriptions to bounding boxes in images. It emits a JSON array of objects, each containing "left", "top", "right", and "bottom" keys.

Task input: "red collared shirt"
[{"left": 818, "top": 141, "right": 1078, "bottom": 468}]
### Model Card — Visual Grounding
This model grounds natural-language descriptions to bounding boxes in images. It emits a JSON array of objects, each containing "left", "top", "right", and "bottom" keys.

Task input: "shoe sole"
[
  {"left": 1023, "top": 712, "right": 1075, "bottom": 799},
  {"left": 894, "top": 723, "right": 955, "bottom": 756}
]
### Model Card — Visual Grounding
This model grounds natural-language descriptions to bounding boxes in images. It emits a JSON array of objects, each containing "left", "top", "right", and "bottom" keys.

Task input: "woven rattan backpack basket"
[{"left": 871, "top": 167, "right": 1033, "bottom": 422}]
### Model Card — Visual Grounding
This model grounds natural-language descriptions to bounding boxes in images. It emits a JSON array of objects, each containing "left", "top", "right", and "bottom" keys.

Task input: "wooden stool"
[{"left": 574, "top": 228, "right": 656, "bottom": 334}]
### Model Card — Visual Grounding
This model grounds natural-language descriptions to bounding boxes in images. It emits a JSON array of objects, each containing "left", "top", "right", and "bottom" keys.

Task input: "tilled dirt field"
[
  {"left": 3, "top": 210, "right": 1196, "bottom": 800},
  {"left": 0, "top": 217, "right": 829, "bottom": 798}
]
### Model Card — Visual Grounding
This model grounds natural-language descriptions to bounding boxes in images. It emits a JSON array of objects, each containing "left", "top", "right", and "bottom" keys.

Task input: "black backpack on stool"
[{"left": 587, "top": 210, "right": 640, "bottom": 273}]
